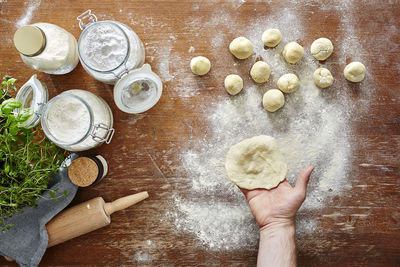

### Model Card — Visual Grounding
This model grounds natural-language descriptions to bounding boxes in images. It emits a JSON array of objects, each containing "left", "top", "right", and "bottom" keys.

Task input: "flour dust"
[
  {"left": 16, "top": 0, "right": 41, "bottom": 28},
  {"left": 167, "top": 2, "right": 372, "bottom": 251}
]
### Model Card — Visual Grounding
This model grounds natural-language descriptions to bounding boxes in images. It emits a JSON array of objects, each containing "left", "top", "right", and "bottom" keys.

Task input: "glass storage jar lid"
[
  {"left": 15, "top": 74, "right": 48, "bottom": 128},
  {"left": 113, "top": 64, "right": 163, "bottom": 114}
]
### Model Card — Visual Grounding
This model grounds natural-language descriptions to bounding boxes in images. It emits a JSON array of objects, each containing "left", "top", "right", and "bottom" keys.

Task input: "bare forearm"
[{"left": 257, "top": 220, "right": 296, "bottom": 267}]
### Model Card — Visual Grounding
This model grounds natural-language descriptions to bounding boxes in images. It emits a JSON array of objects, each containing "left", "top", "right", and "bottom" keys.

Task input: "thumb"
[{"left": 295, "top": 165, "right": 314, "bottom": 197}]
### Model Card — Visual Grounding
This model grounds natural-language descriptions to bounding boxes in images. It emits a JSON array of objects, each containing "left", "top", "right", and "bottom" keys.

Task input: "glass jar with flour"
[
  {"left": 76, "top": 10, "right": 163, "bottom": 114},
  {"left": 16, "top": 75, "right": 114, "bottom": 152},
  {"left": 13, "top": 23, "right": 79, "bottom": 74}
]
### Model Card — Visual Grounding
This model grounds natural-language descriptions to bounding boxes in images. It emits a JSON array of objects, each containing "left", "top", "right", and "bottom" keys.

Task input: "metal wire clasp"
[
  {"left": 90, "top": 123, "right": 115, "bottom": 144},
  {"left": 77, "top": 10, "right": 98, "bottom": 30}
]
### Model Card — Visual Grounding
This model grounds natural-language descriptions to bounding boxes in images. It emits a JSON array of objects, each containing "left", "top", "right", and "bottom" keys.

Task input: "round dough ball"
[
  {"left": 262, "top": 29, "right": 282, "bottom": 47},
  {"left": 229, "top": 37, "right": 254, "bottom": 59},
  {"left": 313, "top": 68, "right": 334, "bottom": 88},
  {"left": 277, "top": 73, "right": 299, "bottom": 93},
  {"left": 311, "top": 38, "right": 333, "bottom": 60},
  {"left": 282, "top": 42, "right": 304, "bottom": 64},
  {"left": 225, "top": 135, "right": 288, "bottom": 190},
  {"left": 344, "top": 61, "right": 366, "bottom": 82},
  {"left": 224, "top": 74, "right": 243, "bottom": 95},
  {"left": 190, "top": 56, "right": 211, "bottom": 75},
  {"left": 262, "top": 89, "right": 284, "bottom": 112},
  {"left": 250, "top": 61, "right": 271, "bottom": 83}
]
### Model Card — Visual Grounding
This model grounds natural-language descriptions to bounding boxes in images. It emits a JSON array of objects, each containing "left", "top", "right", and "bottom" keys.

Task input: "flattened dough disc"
[{"left": 225, "top": 135, "right": 288, "bottom": 190}]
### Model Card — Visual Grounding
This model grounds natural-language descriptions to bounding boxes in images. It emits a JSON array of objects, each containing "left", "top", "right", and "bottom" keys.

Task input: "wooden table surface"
[{"left": 1, "top": 0, "right": 399, "bottom": 266}]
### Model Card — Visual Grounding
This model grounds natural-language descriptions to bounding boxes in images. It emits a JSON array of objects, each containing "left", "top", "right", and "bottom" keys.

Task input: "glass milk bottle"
[
  {"left": 16, "top": 75, "right": 114, "bottom": 152},
  {"left": 77, "top": 10, "right": 163, "bottom": 114},
  {"left": 13, "top": 23, "right": 79, "bottom": 74}
]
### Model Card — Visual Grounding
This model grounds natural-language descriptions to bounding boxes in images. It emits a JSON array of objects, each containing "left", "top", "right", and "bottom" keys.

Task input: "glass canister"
[
  {"left": 76, "top": 10, "right": 163, "bottom": 114},
  {"left": 13, "top": 23, "right": 79, "bottom": 75},
  {"left": 76, "top": 10, "right": 145, "bottom": 84},
  {"left": 16, "top": 75, "right": 114, "bottom": 152}
]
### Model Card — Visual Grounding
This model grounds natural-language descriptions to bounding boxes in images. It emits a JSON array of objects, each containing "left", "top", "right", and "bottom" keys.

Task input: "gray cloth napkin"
[{"left": 0, "top": 154, "right": 79, "bottom": 267}]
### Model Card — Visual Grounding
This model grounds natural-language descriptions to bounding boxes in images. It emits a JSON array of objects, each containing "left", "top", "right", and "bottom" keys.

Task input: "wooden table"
[{"left": 0, "top": 0, "right": 399, "bottom": 266}]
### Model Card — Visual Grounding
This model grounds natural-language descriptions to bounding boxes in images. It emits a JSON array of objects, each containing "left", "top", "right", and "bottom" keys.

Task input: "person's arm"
[
  {"left": 241, "top": 166, "right": 314, "bottom": 267},
  {"left": 258, "top": 220, "right": 296, "bottom": 267}
]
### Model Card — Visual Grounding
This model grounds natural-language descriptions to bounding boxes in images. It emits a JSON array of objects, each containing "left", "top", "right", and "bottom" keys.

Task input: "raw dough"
[
  {"left": 225, "top": 135, "right": 288, "bottom": 190},
  {"left": 277, "top": 73, "right": 299, "bottom": 93},
  {"left": 262, "top": 29, "right": 282, "bottom": 47},
  {"left": 282, "top": 42, "right": 304, "bottom": 64},
  {"left": 250, "top": 61, "right": 271, "bottom": 83},
  {"left": 224, "top": 74, "right": 243, "bottom": 95},
  {"left": 263, "top": 89, "right": 284, "bottom": 112},
  {"left": 229, "top": 37, "right": 254, "bottom": 59},
  {"left": 310, "top": 38, "right": 333, "bottom": 60},
  {"left": 344, "top": 61, "right": 366, "bottom": 82},
  {"left": 190, "top": 56, "right": 211, "bottom": 75},
  {"left": 313, "top": 68, "right": 334, "bottom": 88}
]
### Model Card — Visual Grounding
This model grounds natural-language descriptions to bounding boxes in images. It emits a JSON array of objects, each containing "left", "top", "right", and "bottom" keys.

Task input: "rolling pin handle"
[{"left": 103, "top": 191, "right": 149, "bottom": 216}]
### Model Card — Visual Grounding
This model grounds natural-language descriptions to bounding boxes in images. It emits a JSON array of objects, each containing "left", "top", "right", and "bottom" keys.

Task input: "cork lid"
[
  {"left": 14, "top": 25, "right": 46, "bottom": 56},
  {"left": 68, "top": 157, "right": 99, "bottom": 187}
]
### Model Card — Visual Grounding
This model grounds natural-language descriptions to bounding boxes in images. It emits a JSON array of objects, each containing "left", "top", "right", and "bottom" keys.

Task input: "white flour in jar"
[
  {"left": 44, "top": 90, "right": 113, "bottom": 152},
  {"left": 79, "top": 23, "right": 129, "bottom": 71},
  {"left": 45, "top": 95, "right": 91, "bottom": 144},
  {"left": 20, "top": 23, "right": 78, "bottom": 74}
]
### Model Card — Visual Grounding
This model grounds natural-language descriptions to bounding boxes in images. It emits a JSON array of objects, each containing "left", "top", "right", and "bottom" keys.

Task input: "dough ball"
[
  {"left": 190, "top": 56, "right": 211, "bottom": 75},
  {"left": 344, "top": 61, "right": 366, "bottom": 82},
  {"left": 282, "top": 42, "right": 304, "bottom": 64},
  {"left": 262, "top": 89, "right": 284, "bottom": 112},
  {"left": 224, "top": 74, "right": 243, "bottom": 95},
  {"left": 313, "top": 68, "right": 334, "bottom": 88},
  {"left": 310, "top": 38, "right": 333, "bottom": 60},
  {"left": 277, "top": 73, "right": 299, "bottom": 93},
  {"left": 262, "top": 29, "right": 282, "bottom": 47},
  {"left": 229, "top": 37, "right": 254, "bottom": 59},
  {"left": 225, "top": 135, "right": 287, "bottom": 190},
  {"left": 250, "top": 61, "right": 271, "bottom": 83}
]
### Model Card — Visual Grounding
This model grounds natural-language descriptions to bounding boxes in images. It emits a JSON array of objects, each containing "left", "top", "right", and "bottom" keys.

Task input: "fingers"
[{"left": 295, "top": 165, "right": 315, "bottom": 197}]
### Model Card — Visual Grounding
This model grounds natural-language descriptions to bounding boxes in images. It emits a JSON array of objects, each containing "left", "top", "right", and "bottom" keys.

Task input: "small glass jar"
[
  {"left": 16, "top": 75, "right": 114, "bottom": 152},
  {"left": 77, "top": 10, "right": 145, "bottom": 84},
  {"left": 14, "top": 23, "right": 79, "bottom": 75},
  {"left": 76, "top": 10, "right": 163, "bottom": 114}
]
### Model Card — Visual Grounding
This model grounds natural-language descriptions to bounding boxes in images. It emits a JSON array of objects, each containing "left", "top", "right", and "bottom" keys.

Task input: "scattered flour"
[
  {"left": 16, "top": 0, "right": 41, "bottom": 28},
  {"left": 134, "top": 251, "right": 153, "bottom": 264},
  {"left": 169, "top": 2, "right": 373, "bottom": 251}
]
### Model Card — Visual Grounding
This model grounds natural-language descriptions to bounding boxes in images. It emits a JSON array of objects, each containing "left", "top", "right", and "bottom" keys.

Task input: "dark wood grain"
[{"left": 0, "top": 0, "right": 399, "bottom": 266}]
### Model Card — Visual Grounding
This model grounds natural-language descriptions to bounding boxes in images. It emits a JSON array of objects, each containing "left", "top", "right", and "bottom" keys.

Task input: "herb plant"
[{"left": 0, "top": 75, "right": 65, "bottom": 230}]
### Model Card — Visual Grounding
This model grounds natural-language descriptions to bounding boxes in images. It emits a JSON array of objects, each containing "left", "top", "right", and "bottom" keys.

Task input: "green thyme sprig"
[{"left": 0, "top": 75, "right": 66, "bottom": 231}]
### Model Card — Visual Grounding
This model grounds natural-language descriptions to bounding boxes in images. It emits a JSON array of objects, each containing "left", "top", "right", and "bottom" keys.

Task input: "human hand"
[{"left": 241, "top": 166, "right": 314, "bottom": 230}]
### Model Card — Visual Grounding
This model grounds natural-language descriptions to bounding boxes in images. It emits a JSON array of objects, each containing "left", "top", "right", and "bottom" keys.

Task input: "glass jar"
[
  {"left": 16, "top": 75, "right": 114, "bottom": 152},
  {"left": 77, "top": 10, "right": 145, "bottom": 84},
  {"left": 76, "top": 10, "right": 163, "bottom": 114},
  {"left": 14, "top": 23, "right": 79, "bottom": 75}
]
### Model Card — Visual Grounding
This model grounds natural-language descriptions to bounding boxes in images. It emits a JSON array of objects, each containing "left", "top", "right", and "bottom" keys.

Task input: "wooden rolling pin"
[
  {"left": 4, "top": 191, "right": 149, "bottom": 261},
  {"left": 47, "top": 191, "right": 149, "bottom": 247}
]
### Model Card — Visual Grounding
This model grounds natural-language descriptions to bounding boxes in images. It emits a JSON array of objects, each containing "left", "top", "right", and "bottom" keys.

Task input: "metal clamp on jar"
[
  {"left": 16, "top": 75, "right": 115, "bottom": 152},
  {"left": 77, "top": 10, "right": 163, "bottom": 114}
]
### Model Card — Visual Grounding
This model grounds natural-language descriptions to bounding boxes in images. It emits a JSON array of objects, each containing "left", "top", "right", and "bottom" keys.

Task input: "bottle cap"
[
  {"left": 68, "top": 157, "right": 99, "bottom": 187},
  {"left": 13, "top": 25, "right": 46, "bottom": 56}
]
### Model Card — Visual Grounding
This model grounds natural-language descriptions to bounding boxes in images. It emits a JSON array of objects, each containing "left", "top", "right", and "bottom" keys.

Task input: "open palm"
[{"left": 241, "top": 166, "right": 314, "bottom": 229}]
